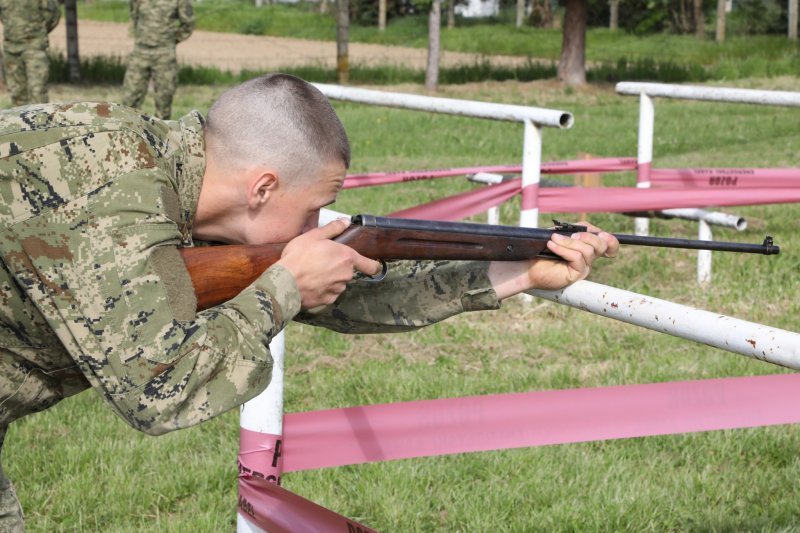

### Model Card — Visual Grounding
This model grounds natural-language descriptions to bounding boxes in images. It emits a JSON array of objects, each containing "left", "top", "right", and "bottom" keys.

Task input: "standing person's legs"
[
  {"left": 151, "top": 47, "right": 178, "bottom": 120},
  {"left": 0, "top": 427, "right": 23, "bottom": 533},
  {"left": 122, "top": 46, "right": 153, "bottom": 111},
  {"left": 21, "top": 49, "right": 50, "bottom": 104},
  {"left": 2, "top": 51, "right": 28, "bottom": 107}
]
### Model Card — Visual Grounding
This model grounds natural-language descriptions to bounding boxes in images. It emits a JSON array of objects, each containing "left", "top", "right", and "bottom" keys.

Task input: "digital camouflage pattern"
[
  {"left": 0, "top": 0, "right": 61, "bottom": 106},
  {"left": 0, "top": 103, "right": 499, "bottom": 529},
  {"left": 122, "top": 0, "right": 194, "bottom": 119}
]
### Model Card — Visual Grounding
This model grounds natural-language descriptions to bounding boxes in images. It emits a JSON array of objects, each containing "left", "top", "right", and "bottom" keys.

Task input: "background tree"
[
  {"left": 716, "top": 0, "right": 726, "bottom": 40},
  {"left": 558, "top": 0, "right": 587, "bottom": 85},
  {"left": 337, "top": 0, "right": 349, "bottom": 83},
  {"left": 426, "top": 0, "right": 441, "bottom": 90},
  {"left": 790, "top": 0, "right": 798, "bottom": 39},
  {"left": 609, "top": 0, "right": 619, "bottom": 30},
  {"left": 65, "top": 0, "right": 80, "bottom": 82},
  {"left": 693, "top": 0, "right": 705, "bottom": 37}
]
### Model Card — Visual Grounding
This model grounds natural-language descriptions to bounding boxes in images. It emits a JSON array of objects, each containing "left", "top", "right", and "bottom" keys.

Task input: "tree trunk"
[
  {"left": 558, "top": 0, "right": 587, "bottom": 86},
  {"left": 320, "top": 0, "right": 329, "bottom": 14},
  {"left": 693, "top": 0, "right": 705, "bottom": 38},
  {"left": 790, "top": 0, "right": 798, "bottom": 40},
  {"left": 609, "top": 0, "right": 619, "bottom": 30},
  {"left": 447, "top": 0, "right": 455, "bottom": 29},
  {"left": 715, "top": 0, "right": 726, "bottom": 41},
  {"left": 379, "top": 0, "right": 387, "bottom": 31},
  {"left": 337, "top": 0, "right": 349, "bottom": 84},
  {"left": 425, "top": 0, "right": 441, "bottom": 91},
  {"left": 65, "top": 0, "right": 81, "bottom": 82},
  {"left": 516, "top": 0, "right": 525, "bottom": 28}
]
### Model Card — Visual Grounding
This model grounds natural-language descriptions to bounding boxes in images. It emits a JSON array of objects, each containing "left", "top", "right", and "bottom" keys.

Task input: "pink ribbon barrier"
[
  {"left": 343, "top": 157, "right": 638, "bottom": 189},
  {"left": 651, "top": 167, "right": 800, "bottom": 188},
  {"left": 389, "top": 179, "right": 800, "bottom": 221},
  {"left": 238, "top": 476, "right": 378, "bottom": 533},
  {"left": 390, "top": 179, "right": 522, "bottom": 220},
  {"left": 279, "top": 374, "right": 800, "bottom": 473},
  {"left": 239, "top": 429, "right": 284, "bottom": 485}
]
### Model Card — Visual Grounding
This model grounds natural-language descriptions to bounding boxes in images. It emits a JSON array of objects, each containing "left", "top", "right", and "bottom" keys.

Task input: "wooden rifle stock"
[{"left": 180, "top": 214, "right": 780, "bottom": 311}]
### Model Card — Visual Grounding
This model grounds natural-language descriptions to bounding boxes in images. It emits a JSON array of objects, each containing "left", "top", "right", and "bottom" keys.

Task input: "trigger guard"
[{"left": 363, "top": 260, "right": 388, "bottom": 282}]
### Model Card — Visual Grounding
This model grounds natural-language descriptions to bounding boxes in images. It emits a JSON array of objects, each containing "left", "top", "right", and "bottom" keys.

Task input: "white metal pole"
[
  {"left": 697, "top": 219, "right": 713, "bottom": 285},
  {"left": 314, "top": 83, "right": 574, "bottom": 128},
  {"left": 617, "top": 82, "right": 800, "bottom": 107},
  {"left": 660, "top": 208, "right": 747, "bottom": 231},
  {"left": 635, "top": 92, "right": 654, "bottom": 236},
  {"left": 520, "top": 119, "right": 542, "bottom": 228},
  {"left": 237, "top": 331, "right": 285, "bottom": 533},
  {"left": 529, "top": 281, "right": 800, "bottom": 370}
]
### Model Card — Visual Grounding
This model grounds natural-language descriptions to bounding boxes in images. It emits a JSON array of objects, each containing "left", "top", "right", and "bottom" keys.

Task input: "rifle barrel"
[
  {"left": 613, "top": 234, "right": 779, "bottom": 255},
  {"left": 352, "top": 215, "right": 780, "bottom": 256}
]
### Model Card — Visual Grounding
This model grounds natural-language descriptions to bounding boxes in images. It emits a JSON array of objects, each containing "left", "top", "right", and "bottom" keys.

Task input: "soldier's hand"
[
  {"left": 488, "top": 222, "right": 618, "bottom": 299},
  {"left": 525, "top": 222, "right": 618, "bottom": 291},
  {"left": 276, "top": 219, "right": 382, "bottom": 310}
]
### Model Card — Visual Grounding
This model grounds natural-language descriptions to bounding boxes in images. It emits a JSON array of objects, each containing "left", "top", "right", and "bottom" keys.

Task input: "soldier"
[
  {"left": 122, "top": 0, "right": 194, "bottom": 120},
  {"left": 0, "top": 0, "right": 61, "bottom": 106},
  {"left": 0, "top": 74, "right": 617, "bottom": 530}
]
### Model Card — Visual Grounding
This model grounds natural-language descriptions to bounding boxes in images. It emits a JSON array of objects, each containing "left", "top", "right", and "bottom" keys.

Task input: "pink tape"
[
  {"left": 239, "top": 429, "right": 284, "bottom": 485},
  {"left": 520, "top": 183, "right": 540, "bottom": 210},
  {"left": 388, "top": 178, "right": 800, "bottom": 221},
  {"left": 651, "top": 167, "right": 800, "bottom": 188},
  {"left": 238, "top": 476, "right": 378, "bottom": 533},
  {"left": 343, "top": 157, "right": 637, "bottom": 189},
  {"left": 279, "top": 374, "right": 800, "bottom": 473},
  {"left": 637, "top": 161, "right": 651, "bottom": 184},
  {"left": 389, "top": 178, "right": 521, "bottom": 220},
  {"left": 537, "top": 186, "right": 800, "bottom": 213}
]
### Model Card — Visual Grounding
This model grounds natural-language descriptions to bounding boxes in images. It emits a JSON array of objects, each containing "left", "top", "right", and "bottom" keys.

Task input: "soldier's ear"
[{"left": 248, "top": 170, "right": 279, "bottom": 210}]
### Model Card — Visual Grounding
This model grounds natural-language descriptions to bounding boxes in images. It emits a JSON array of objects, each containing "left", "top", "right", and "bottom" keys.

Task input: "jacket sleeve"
[
  {"left": 295, "top": 260, "right": 501, "bottom": 333},
  {"left": 175, "top": 0, "right": 194, "bottom": 43},
  {"left": 11, "top": 167, "right": 302, "bottom": 436},
  {"left": 44, "top": 0, "right": 60, "bottom": 33}
]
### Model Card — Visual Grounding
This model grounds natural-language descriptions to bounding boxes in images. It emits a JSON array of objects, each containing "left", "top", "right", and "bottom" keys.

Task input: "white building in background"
[{"left": 455, "top": 0, "right": 500, "bottom": 18}]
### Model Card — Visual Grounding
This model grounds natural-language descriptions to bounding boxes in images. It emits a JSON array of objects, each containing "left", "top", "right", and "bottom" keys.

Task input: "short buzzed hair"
[{"left": 204, "top": 74, "right": 351, "bottom": 184}]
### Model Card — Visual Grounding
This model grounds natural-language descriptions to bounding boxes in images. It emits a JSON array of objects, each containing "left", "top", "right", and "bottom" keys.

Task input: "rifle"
[{"left": 180, "top": 214, "right": 780, "bottom": 311}]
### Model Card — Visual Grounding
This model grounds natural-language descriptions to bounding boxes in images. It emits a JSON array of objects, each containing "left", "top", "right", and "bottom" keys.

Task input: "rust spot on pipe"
[
  {"left": 746, "top": 339, "right": 757, "bottom": 348},
  {"left": 610, "top": 302, "right": 618, "bottom": 309}
]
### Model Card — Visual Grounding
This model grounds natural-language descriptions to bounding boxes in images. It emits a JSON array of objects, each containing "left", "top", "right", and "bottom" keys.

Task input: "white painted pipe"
[
  {"left": 520, "top": 119, "right": 542, "bottom": 229},
  {"left": 697, "top": 219, "right": 712, "bottom": 285},
  {"left": 314, "top": 83, "right": 574, "bottom": 128},
  {"left": 237, "top": 331, "right": 285, "bottom": 533},
  {"left": 466, "top": 173, "right": 504, "bottom": 225},
  {"left": 660, "top": 208, "right": 747, "bottom": 231},
  {"left": 635, "top": 92, "right": 654, "bottom": 237},
  {"left": 617, "top": 82, "right": 800, "bottom": 107},
  {"left": 469, "top": 172, "right": 506, "bottom": 185},
  {"left": 529, "top": 281, "right": 800, "bottom": 370}
]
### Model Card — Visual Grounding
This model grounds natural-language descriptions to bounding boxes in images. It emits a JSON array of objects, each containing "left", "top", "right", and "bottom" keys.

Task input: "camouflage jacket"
[
  {"left": 0, "top": 0, "right": 60, "bottom": 54},
  {"left": 130, "top": 0, "right": 194, "bottom": 48},
  {"left": 0, "top": 104, "right": 499, "bottom": 435}
]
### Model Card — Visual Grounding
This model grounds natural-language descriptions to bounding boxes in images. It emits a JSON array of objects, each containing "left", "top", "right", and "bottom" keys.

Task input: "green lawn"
[{"left": 3, "top": 77, "right": 800, "bottom": 531}]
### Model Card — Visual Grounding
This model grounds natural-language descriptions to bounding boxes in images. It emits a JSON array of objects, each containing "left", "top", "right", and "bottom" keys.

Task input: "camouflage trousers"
[
  {"left": 122, "top": 45, "right": 179, "bottom": 120},
  {"left": 0, "top": 428, "right": 23, "bottom": 533},
  {"left": 3, "top": 48, "right": 50, "bottom": 107}
]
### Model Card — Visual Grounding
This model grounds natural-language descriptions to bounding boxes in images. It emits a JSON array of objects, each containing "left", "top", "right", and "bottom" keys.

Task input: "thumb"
[{"left": 313, "top": 217, "right": 352, "bottom": 240}]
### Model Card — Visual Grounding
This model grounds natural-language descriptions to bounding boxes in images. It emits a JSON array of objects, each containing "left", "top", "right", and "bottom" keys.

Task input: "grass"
[
  {"left": 3, "top": 77, "right": 800, "bottom": 531},
  {"left": 77, "top": 0, "right": 800, "bottom": 81}
]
